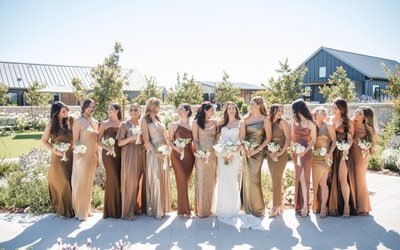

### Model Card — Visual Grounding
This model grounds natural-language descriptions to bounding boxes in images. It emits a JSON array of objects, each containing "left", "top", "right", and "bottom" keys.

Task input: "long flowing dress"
[
  {"left": 146, "top": 122, "right": 171, "bottom": 218},
  {"left": 102, "top": 127, "right": 122, "bottom": 219},
  {"left": 48, "top": 126, "right": 74, "bottom": 218},
  {"left": 171, "top": 125, "right": 194, "bottom": 216},
  {"left": 292, "top": 124, "right": 312, "bottom": 213},
  {"left": 71, "top": 117, "right": 98, "bottom": 221},
  {"left": 311, "top": 123, "right": 332, "bottom": 213},
  {"left": 328, "top": 124, "right": 357, "bottom": 216},
  {"left": 266, "top": 121, "right": 288, "bottom": 209},
  {"left": 117, "top": 121, "right": 146, "bottom": 219},
  {"left": 349, "top": 126, "right": 371, "bottom": 215},
  {"left": 194, "top": 125, "right": 217, "bottom": 217},
  {"left": 242, "top": 121, "right": 266, "bottom": 217}
]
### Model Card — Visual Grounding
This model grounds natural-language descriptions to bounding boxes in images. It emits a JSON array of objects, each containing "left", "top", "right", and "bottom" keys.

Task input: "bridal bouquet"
[
  {"left": 267, "top": 142, "right": 281, "bottom": 162},
  {"left": 174, "top": 137, "right": 192, "bottom": 160},
  {"left": 53, "top": 142, "right": 71, "bottom": 161},
  {"left": 102, "top": 137, "right": 116, "bottom": 157},
  {"left": 336, "top": 140, "right": 350, "bottom": 160},
  {"left": 73, "top": 143, "right": 87, "bottom": 155},
  {"left": 194, "top": 147, "right": 211, "bottom": 164},
  {"left": 131, "top": 125, "right": 142, "bottom": 144},
  {"left": 157, "top": 145, "right": 172, "bottom": 170},
  {"left": 213, "top": 141, "right": 239, "bottom": 165},
  {"left": 313, "top": 147, "right": 332, "bottom": 165},
  {"left": 242, "top": 140, "right": 259, "bottom": 151},
  {"left": 291, "top": 142, "right": 305, "bottom": 167},
  {"left": 358, "top": 138, "right": 372, "bottom": 158}
]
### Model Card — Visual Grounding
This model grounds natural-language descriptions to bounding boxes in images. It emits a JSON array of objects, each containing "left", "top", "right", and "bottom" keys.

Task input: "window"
[
  {"left": 54, "top": 93, "right": 60, "bottom": 102},
  {"left": 8, "top": 92, "right": 18, "bottom": 104},
  {"left": 319, "top": 67, "right": 326, "bottom": 78}
]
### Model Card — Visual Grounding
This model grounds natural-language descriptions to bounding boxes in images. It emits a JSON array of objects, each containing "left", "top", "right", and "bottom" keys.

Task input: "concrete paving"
[{"left": 1, "top": 172, "right": 400, "bottom": 250}]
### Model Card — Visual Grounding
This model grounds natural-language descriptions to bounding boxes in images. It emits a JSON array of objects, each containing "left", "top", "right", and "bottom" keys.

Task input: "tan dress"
[
  {"left": 117, "top": 121, "right": 146, "bottom": 219},
  {"left": 267, "top": 121, "right": 288, "bottom": 208},
  {"left": 311, "top": 123, "right": 332, "bottom": 213},
  {"left": 71, "top": 117, "right": 98, "bottom": 220},
  {"left": 48, "top": 127, "right": 74, "bottom": 218},
  {"left": 146, "top": 122, "right": 171, "bottom": 218},
  {"left": 102, "top": 127, "right": 122, "bottom": 219},
  {"left": 243, "top": 121, "right": 266, "bottom": 217},
  {"left": 194, "top": 125, "right": 217, "bottom": 217}
]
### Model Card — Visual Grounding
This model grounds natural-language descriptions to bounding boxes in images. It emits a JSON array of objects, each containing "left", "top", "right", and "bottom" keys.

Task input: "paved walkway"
[{"left": 1, "top": 172, "right": 400, "bottom": 249}]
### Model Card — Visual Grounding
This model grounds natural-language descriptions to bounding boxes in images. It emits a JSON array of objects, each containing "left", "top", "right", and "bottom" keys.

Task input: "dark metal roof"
[
  {"left": 0, "top": 61, "right": 146, "bottom": 91},
  {"left": 299, "top": 47, "right": 400, "bottom": 80},
  {"left": 201, "top": 81, "right": 263, "bottom": 90}
]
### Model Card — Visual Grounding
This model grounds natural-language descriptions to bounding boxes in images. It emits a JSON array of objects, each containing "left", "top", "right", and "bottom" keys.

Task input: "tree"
[
  {"left": 0, "top": 82, "right": 8, "bottom": 105},
  {"left": 382, "top": 63, "right": 400, "bottom": 112},
  {"left": 319, "top": 66, "right": 356, "bottom": 102},
  {"left": 25, "top": 81, "right": 52, "bottom": 116},
  {"left": 214, "top": 71, "right": 241, "bottom": 107},
  {"left": 134, "top": 76, "right": 162, "bottom": 105},
  {"left": 167, "top": 73, "right": 203, "bottom": 107},
  {"left": 71, "top": 76, "right": 90, "bottom": 105},
  {"left": 91, "top": 41, "right": 130, "bottom": 119}
]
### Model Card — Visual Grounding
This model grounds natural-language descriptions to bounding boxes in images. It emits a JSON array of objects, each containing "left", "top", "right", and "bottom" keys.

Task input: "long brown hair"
[
  {"left": 333, "top": 97, "right": 350, "bottom": 135},
  {"left": 217, "top": 101, "right": 241, "bottom": 133},
  {"left": 359, "top": 106, "right": 377, "bottom": 153},
  {"left": 269, "top": 104, "right": 283, "bottom": 124},
  {"left": 144, "top": 97, "right": 161, "bottom": 123},
  {"left": 50, "top": 101, "right": 70, "bottom": 136},
  {"left": 244, "top": 96, "right": 268, "bottom": 120}
]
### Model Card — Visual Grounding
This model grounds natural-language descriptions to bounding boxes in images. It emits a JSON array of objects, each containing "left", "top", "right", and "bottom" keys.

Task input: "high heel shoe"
[
  {"left": 300, "top": 206, "right": 309, "bottom": 217},
  {"left": 319, "top": 206, "right": 327, "bottom": 219},
  {"left": 343, "top": 206, "right": 350, "bottom": 218},
  {"left": 268, "top": 207, "right": 280, "bottom": 218}
]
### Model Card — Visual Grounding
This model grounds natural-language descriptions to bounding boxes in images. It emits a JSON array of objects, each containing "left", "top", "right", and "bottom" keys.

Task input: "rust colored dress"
[
  {"left": 266, "top": 121, "right": 288, "bottom": 208},
  {"left": 48, "top": 127, "right": 74, "bottom": 218},
  {"left": 292, "top": 123, "right": 312, "bottom": 213},
  {"left": 311, "top": 122, "right": 332, "bottom": 213},
  {"left": 328, "top": 124, "right": 357, "bottom": 216},
  {"left": 194, "top": 125, "right": 217, "bottom": 217},
  {"left": 102, "top": 127, "right": 122, "bottom": 219},
  {"left": 171, "top": 125, "right": 195, "bottom": 216},
  {"left": 117, "top": 121, "right": 146, "bottom": 219}
]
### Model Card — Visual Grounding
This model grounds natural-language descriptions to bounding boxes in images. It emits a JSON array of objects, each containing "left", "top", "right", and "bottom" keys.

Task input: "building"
[
  {"left": 200, "top": 81, "right": 264, "bottom": 104},
  {"left": 0, "top": 61, "right": 146, "bottom": 106},
  {"left": 298, "top": 47, "right": 400, "bottom": 103}
]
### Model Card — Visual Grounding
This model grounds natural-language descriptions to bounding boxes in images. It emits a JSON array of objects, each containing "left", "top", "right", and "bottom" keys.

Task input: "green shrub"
[
  {"left": 283, "top": 168, "right": 295, "bottom": 190},
  {"left": 91, "top": 184, "right": 104, "bottom": 209},
  {"left": 261, "top": 172, "right": 272, "bottom": 205},
  {"left": 368, "top": 155, "right": 382, "bottom": 171},
  {"left": 0, "top": 159, "right": 18, "bottom": 178},
  {"left": 381, "top": 148, "right": 400, "bottom": 171}
]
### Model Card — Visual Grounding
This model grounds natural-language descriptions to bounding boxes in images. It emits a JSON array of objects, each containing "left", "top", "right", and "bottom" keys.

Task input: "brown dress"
[
  {"left": 171, "top": 125, "right": 194, "bottom": 215},
  {"left": 117, "top": 121, "right": 146, "bottom": 219},
  {"left": 311, "top": 122, "right": 332, "bottom": 213},
  {"left": 102, "top": 127, "right": 122, "bottom": 219},
  {"left": 292, "top": 123, "right": 312, "bottom": 213},
  {"left": 328, "top": 124, "right": 357, "bottom": 216},
  {"left": 48, "top": 127, "right": 74, "bottom": 218},
  {"left": 194, "top": 125, "right": 217, "bottom": 217},
  {"left": 267, "top": 121, "right": 288, "bottom": 208}
]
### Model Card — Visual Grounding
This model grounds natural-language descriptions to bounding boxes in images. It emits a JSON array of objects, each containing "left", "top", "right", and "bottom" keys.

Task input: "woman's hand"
[
  {"left": 173, "top": 146, "right": 183, "bottom": 154},
  {"left": 53, "top": 149, "right": 64, "bottom": 157}
]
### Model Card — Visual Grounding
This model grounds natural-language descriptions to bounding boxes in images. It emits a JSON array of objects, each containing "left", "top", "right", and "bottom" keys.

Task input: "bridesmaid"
[
  {"left": 350, "top": 106, "right": 376, "bottom": 215},
  {"left": 117, "top": 103, "right": 146, "bottom": 221},
  {"left": 266, "top": 104, "right": 290, "bottom": 218},
  {"left": 311, "top": 106, "right": 336, "bottom": 218},
  {"left": 291, "top": 99, "right": 316, "bottom": 217},
  {"left": 41, "top": 101, "right": 74, "bottom": 218},
  {"left": 71, "top": 99, "right": 98, "bottom": 221},
  {"left": 242, "top": 96, "right": 272, "bottom": 217},
  {"left": 327, "top": 97, "right": 356, "bottom": 217},
  {"left": 192, "top": 101, "right": 218, "bottom": 218},
  {"left": 98, "top": 104, "right": 122, "bottom": 219},
  {"left": 168, "top": 104, "right": 195, "bottom": 218},
  {"left": 141, "top": 97, "right": 171, "bottom": 220}
]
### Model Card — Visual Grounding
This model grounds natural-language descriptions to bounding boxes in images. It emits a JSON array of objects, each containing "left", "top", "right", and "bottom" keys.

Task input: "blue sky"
[{"left": 0, "top": 0, "right": 399, "bottom": 87}]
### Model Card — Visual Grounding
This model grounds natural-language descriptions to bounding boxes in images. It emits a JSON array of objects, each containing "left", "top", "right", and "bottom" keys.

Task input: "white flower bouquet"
[
  {"left": 292, "top": 142, "right": 305, "bottom": 167},
  {"left": 242, "top": 140, "right": 259, "bottom": 151},
  {"left": 53, "top": 142, "right": 71, "bottom": 161},
  {"left": 102, "top": 137, "right": 116, "bottom": 157},
  {"left": 174, "top": 137, "right": 192, "bottom": 160},
  {"left": 213, "top": 141, "right": 239, "bottom": 165},
  {"left": 73, "top": 143, "right": 87, "bottom": 155},
  {"left": 336, "top": 140, "right": 350, "bottom": 160},
  {"left": 158, "top": 145, "right": 172, "bottom": 170},
  {"left": 358, "top": 138, "right": 372, "bottom": 158},
  {"left": 313, "top": 147, "right": 332, "bottom": 165},
  {"left": 194, "top": 147, "right": 211, "bottom": 164},
  {"left": 267, "top": 142, "right": 281, "bottom": 162},
  {"left": 131, "top": 125, "right": 142, "bottom": 144}
]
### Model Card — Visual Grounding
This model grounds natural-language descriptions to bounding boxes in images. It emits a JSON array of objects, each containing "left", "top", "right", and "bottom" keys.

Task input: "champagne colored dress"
[
  {"left": 48, "top": 126, "right": 74, "bottom": 218},
  {"left": 71, "top": 117, "right": 98, "bottom": 221},
  {"left": 102, "top": 127, "right": 122, "bottom": 219},
  {"left": 311, "top": 122, "right": 332, "bottom": 213},
  {"left": 194, "top": 125, "right": 217, "bottom": 217},
  {"left": 146, "top": 122, "right": 171, "bottom": 218},
  {"left": 171, "top": 125, "right": 194, "bottom": 216},
  {"left": 243, "top": 121, "right": 266, "bottom": 217},
  {"left": 117, "top": 121, "right": 146, "bottom": 219},
  {"left": 266, "top": 121, "right": 288, "bottom": 208},
  {"left": 292, "top": 124, "right": 312, "bottom": 213}
]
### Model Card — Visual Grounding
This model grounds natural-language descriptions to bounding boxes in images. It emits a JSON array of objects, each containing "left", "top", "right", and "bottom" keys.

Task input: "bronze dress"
[
  {"left": 242, "top": 121, "right": 266, "bottom": 217},
  {"left": 266, "top": 121, "right": 288, "bottom": 208},
  {"left": 102, "top": 127, "right": 122, "bottom": 219},
  {"left": 48, "top": 128, "right": 74, "bottom": 218},
  {"left": 171, "top": 125, "right": 194, "bottom": 216},
  {"left": 311, "top": 122, "right": 332, "bottom": 213},
  {"left": 292, "top": 124, "right": 312, "bottom": 213},
  {"left": 117, "top": 121, "right": 146, "bottom": 219},
  {"left": 194, "top": 125, "right": 217, "bottom": 217}
]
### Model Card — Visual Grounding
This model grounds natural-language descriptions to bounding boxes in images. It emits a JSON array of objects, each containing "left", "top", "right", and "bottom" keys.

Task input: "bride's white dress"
[{"left": 212, "top": 124, "right": 267, "bottom": 231}]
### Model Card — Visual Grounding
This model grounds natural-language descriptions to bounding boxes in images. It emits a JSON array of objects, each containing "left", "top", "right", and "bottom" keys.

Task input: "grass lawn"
[{"left": 0, "top": 131, "right": 43, "bottom": 158}]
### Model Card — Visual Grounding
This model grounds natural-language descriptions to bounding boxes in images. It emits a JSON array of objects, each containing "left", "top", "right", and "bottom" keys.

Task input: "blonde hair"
[
  {"left": 244, "top": 96, "right": 268, "bottom": 120},
  {"left": 144, "top": 97, "right": 161, "bottom": 123},
  {"left": 312, "top": 106, "right": 328, "bottom": 120},
  {"left": 129, "top": 103, "right": 142, "bottom": 119}
]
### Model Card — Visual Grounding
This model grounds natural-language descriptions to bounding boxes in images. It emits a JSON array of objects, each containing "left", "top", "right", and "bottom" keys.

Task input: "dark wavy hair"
[
  {"left": 194, "top": 101, "right": 214, "bottom": 129},
  {"left": 358, "top": 106, "right": 377, "bottom": 153},
  {"left": 269, "top": 104, "right": 283, "bottom": 124},
  {"left": 292, "top": 99, "right": 315, "bottom": 125},
  {"left": 50, "top": 101, "right": 70, "bottom": 136},
  {"left": 109, "top": 103, "right": 122, "bottom": 121},
  {"left": 333, "top": 97, "right": 350, "bottom": 135},
  {"left": 181, "top": 103, "right": 192, "bottom": 118},
  {"left": 217, "top": 101, "right": 241, "bottom": 134},
  {"left": 81, "top": 99, "right": 95, "bottom": 114}
]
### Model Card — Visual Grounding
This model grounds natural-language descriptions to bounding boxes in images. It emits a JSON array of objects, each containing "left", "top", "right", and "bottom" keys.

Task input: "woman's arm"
[
  {"left": 327, "top": 123, "right": 337, "bottom": 157},
  {"left": 117, "top": 123, "right": 134, "bottom": 147},
  {"left": 168, "top": 122, "right": 180, "bottom": 153},
  {"left": 278, "top": 119, "right": 291, "bottom": 157},
  {"left": 192, "top": 121, "right": 199, "bottom": 152},
  {"left": 141, "top": 119, "right": 153, "bottom": 151}
]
